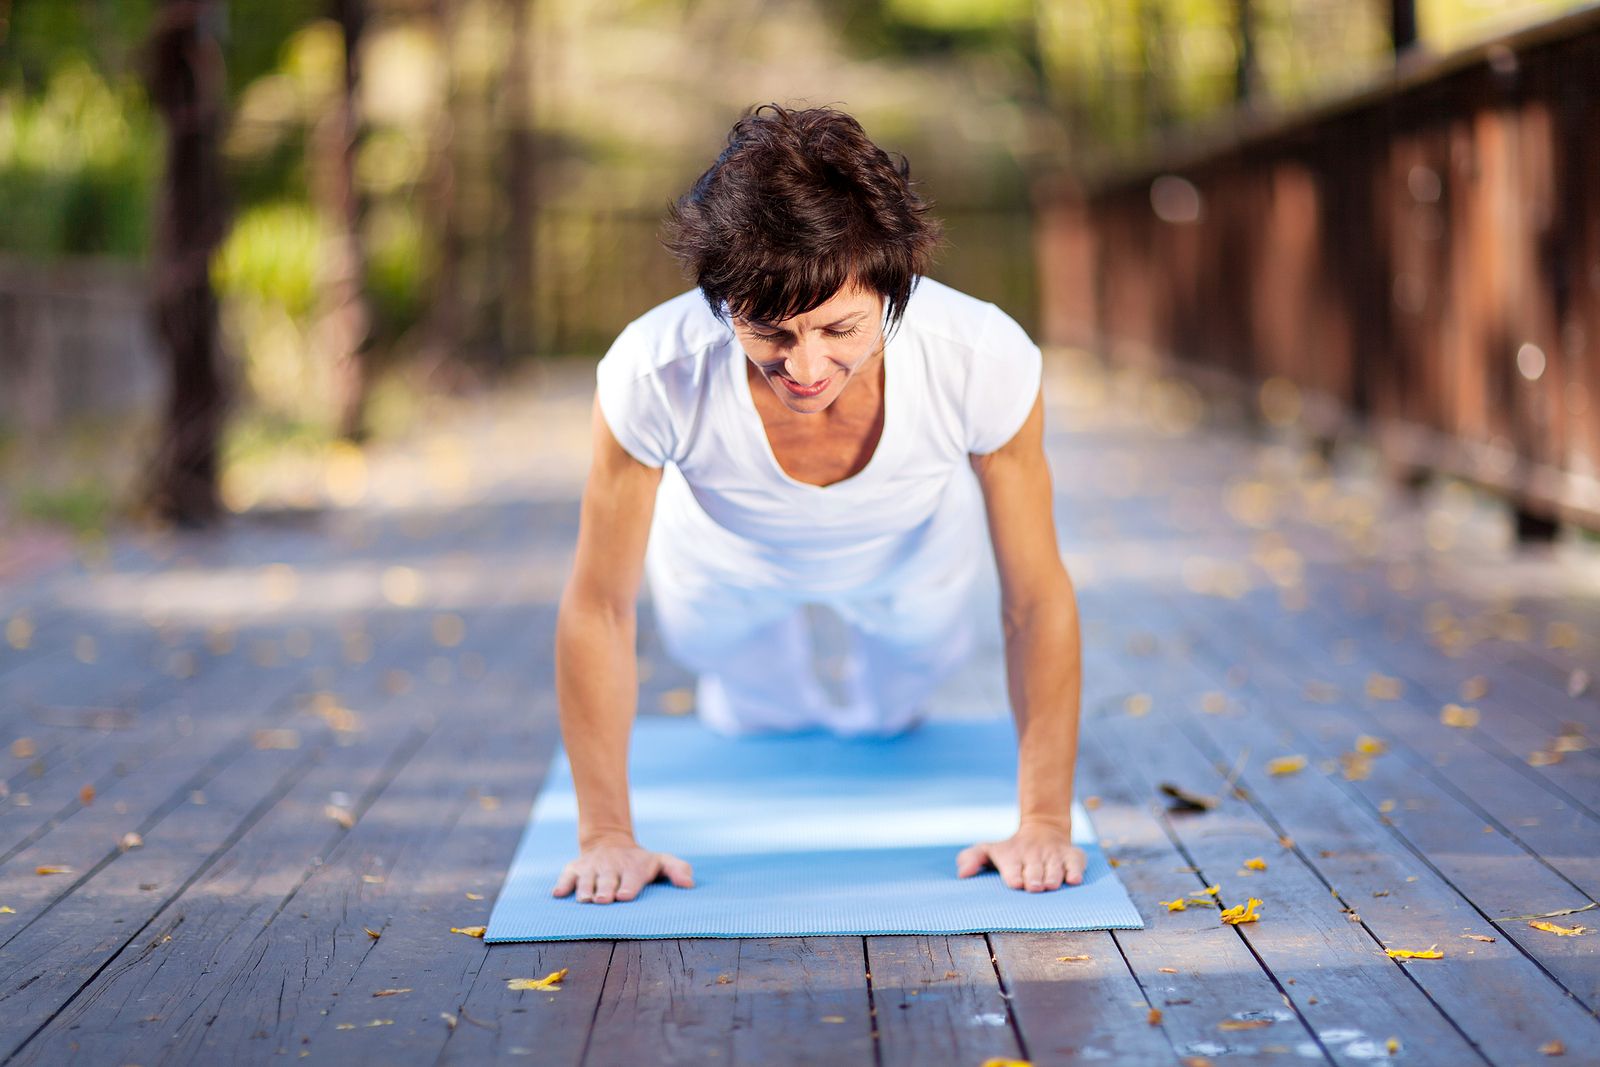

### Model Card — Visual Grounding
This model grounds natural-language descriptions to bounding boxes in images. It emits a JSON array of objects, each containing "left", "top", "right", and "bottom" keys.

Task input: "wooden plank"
[
  {"left": 1074, "top": 594, "right": 1492, "bottom": 1066},
  {"left": 3, "top": 606, "right": 539, "bottom": 1064},
  {"left": 868, "top": 934, "right": 1020, "bottom": 1066},
  {"left": 996, "top": 701, "right": 1328, "bottom": 1066},
  {"left": 1092, "top": 585, "right": 1600, "bottom": 1061}
]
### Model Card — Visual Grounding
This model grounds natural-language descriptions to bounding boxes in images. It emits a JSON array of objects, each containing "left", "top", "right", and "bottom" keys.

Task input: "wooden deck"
[{"left": 2, "top": 353, "right": 1598, "bottom": 1065}]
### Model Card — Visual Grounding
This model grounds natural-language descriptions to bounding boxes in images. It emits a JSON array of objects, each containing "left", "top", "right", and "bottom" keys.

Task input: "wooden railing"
[{"left": 1035, "top": 6, "right": 1600, "bottom": 533}]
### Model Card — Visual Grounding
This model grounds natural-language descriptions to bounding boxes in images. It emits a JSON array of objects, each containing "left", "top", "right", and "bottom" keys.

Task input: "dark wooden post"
[
  {"left": 502, "top": 0, "right": 536, "bottom": 357},
  {"left": 1391, "top": 0, "right": 1418, "bottom": 55},
  {"left": 1234, "top": 0, "right": 1258, "bottom": 104},
  {"left": 315, "top": 0, "right": 373, "bottom": 441},
  {"left": 144, "top": 0, "right": 229, "bottom": 527}
]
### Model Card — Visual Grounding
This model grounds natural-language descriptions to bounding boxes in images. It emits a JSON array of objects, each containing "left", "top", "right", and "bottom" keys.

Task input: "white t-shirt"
[{"left": 594, "top": 276, "right": 1043, "bottom": 599}]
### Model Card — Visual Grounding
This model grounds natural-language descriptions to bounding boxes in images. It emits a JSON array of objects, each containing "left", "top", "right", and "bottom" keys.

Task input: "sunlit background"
[{"left": 1, "top": 0, "right": 1597, "bottom": 534}]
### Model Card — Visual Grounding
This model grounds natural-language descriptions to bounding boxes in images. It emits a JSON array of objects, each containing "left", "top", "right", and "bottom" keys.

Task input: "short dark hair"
[{"left": 662, "top": 103, "right": 943, "bottom": 333}]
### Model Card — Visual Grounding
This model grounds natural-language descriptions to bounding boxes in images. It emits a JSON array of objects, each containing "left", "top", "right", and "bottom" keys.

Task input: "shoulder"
[
  {"left": 600, "top": 288, "right": 731, "bottom": 382},
  {"left": 898, "top": 278, "right": 1042, "bottom": 456}
]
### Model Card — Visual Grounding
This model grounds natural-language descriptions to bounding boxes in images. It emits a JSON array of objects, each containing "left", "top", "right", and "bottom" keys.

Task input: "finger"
[
  {"left": 616, "top": 866, "right": 647, "bottom": 902},
  {"left": 1042, "top": 856, "right": 1064, "bottom": 891},
  {"left": 576, "top": 869, "right": 597, "bottom": 903},
  {"left": 659, "top": 854, "right": 695, "bottom": 888},
  {"left": 551, "top": 867, "right": 578, "bottom": 897},
  {"left": 956, "top": 844, "right": 990, "bottom": 878},
  {"left": 1066, "top": 849, "right": 1087, "bottom": 886},
  {"left": 997, "top": 855, "right": 1024, "bottom": 891},
  {"left": 1022, "top": 858, "right": 1045, "bottom": 892},
  {"left": 593, "top": 869, "right": 621, "bottom": 905}
]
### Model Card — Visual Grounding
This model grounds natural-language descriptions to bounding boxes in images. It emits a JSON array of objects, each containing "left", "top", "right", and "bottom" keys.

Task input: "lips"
[{"left": 779, "top": 374, "right": 830, "bottom": 397}]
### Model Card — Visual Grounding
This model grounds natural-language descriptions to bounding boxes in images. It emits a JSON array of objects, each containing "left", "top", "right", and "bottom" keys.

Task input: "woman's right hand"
[{"left": 550, "top": 836, "right": 695, "bottom": 904}]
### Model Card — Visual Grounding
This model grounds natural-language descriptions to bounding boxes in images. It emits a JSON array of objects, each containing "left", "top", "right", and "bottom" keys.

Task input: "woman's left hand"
[{"left": 956, "top": 821, "right": 1087, "bottom": 891}]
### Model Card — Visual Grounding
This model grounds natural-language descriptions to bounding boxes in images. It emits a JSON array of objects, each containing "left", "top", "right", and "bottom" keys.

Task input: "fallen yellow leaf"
[
  {"left": 465, "top": 892, "right": 484, "bottom": 901},
  {"left": 1243, "top": 857, "right": 1267, "bottom": 870},
  {"left": 1387, "top": 1037, "right": 1401, "bottom": 1054},
  {"left": 450, "top": 925, "right": 487, "bottom": 938},
  {"left": 1219, "top": 898, "right": 1262, "bottom": 925},
  {"left": 1366, "top": 674, "right": 1402, "bottom": 700},
  {"left": 373, "top": 988, "right": 411, "bottom": 997},
  {"left": 10, "top": 737, "right": 37, "bottom": 759},
  {"left": 822, "top": 1016, "right": 849, "bottom": 1025},
  {"left": 35, "top": 866, "right": 72, "bottom": 876},
  {"left": 1199, "top": 884, "right": 1220, "bottom": 896},
  {"left": 980, "top": 1060, "right": 1031, "bottom": 1067},
  {"left": 1265, "top": 755, "right": 1307, "bottom": 776},
  {"left": 1539, "top": 1039, "right": 1565, "bottom": 1055},
  {"left": 1355, "top": 735, "right": 1387, "bottom": 755},
  {"left": 1159, "top": 898, "right": 1188, "bottom": 912},
  {"left": 364, "top": 927, "right": 381, "bottom": 939},
  {"left": 1218, "top": 1019, "right": 1271, "bottom": 1031},
  {"left": 1440, "top": 704, "right": 1480, "bottom": 729},
  {"left": 0, "top": 906, "right": 14, "bottom": 913},
  {"left": 1385, "top": 945, "right": 1443, "bottom": 959},
  {"left": 1056, "top": 954, "right": 1092, "bottom": 962},
  {"left": 507, "top": 969, "right": 568, "bottom": 991},
  {"left": 252, "top": 728, "right": 301, "bottom": 750},
  {"left": 1147, "top": 1007, "right": 1163, "bottom": 1025},
  {"left": 1158, "top": 967, "right": 1178, "bottom": 974},
  {"left": 1528, "top": 920, "right": 1588, "bottom": 937}
]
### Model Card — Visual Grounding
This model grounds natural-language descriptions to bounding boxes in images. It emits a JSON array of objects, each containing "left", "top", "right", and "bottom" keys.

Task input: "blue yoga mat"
[{"left": 486, "top": 716, "right": 1145, "bottom": 941}]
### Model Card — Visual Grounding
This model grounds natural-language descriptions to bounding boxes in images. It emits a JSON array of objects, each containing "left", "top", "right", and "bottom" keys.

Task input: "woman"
[{"left": 550, "top": 104, "right": 1085, "bottom": 906}]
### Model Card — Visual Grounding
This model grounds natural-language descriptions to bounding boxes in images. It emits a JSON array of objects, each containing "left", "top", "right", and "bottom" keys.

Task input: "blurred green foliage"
[{"left": 0, "top": 61, "right": 158, "bottom": 258}]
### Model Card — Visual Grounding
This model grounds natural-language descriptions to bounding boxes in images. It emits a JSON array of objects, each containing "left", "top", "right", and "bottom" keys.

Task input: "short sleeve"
[
  {"left": 964, "top": 303, "right": 1044, "bottom": 455},
  {"left": 594, "top": 324, "right": 677, "bottom": 467}
]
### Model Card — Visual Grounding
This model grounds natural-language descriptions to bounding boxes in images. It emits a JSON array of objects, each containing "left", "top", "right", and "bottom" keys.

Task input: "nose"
[{"left": 783, "top": 334, "right": 834, "bottom": 385}]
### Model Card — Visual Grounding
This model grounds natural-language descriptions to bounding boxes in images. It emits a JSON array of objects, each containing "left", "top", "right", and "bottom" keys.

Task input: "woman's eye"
[{"left": 825, "top": 324, "right": 863, "bottom": 339}]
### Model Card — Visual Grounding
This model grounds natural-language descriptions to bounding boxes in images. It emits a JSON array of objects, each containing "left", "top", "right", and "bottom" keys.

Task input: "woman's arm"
[
  {"left": 549, "top": 394, "right": 693, "bottom": 904},
  {"left": 959, "top": 387, "right": 1089, "bottom": 891}
]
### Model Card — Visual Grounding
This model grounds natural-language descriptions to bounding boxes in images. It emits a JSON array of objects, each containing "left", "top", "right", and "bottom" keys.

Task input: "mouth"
[{"left": 778, "top": 374, "right": 831, "bottom": 397}]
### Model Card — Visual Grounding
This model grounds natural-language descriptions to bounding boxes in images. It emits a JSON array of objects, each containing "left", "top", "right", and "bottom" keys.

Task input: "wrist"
[
  {"left": 580, "top": 827, "right": 638, "bottom": 851},
  {"left": 1018, "top": 813, "right": 1072, "bottom": 834}
]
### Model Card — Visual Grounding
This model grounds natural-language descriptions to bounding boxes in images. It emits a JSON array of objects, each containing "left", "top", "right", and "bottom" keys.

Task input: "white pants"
[{"left": 643, "top": 493, "right": 986, "bottom": 738}]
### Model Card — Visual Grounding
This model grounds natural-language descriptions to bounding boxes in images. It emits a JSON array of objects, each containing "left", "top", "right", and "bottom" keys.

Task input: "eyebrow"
[{"left": 747, "top": 312, "right": 868, "bottom": 331}]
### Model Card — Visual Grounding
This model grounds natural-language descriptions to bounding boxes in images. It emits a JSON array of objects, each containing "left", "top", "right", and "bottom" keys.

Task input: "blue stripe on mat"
[{"left": 485, "top": 716, "right": 1145, "bottom": 941}]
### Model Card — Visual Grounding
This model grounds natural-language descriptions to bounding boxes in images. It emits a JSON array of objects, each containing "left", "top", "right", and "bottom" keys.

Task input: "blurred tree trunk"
[
  {"left": 420, "top": 0, "right": 465, "bottom": 380},
  {"left": 501, "top": 0, "right": 535, "bottom": 357},
  {"left": 144, "top": 0, "right": 229, "bottom": 528},
  {"left": 1391, "top": 0, "right": 1418, "bottom": 55},
  {"left": 1234, "top": 0, "right": 1259, "bottom": 104},
  {"left": 312, "top": 0, "right": 373, "bottom": 441}
]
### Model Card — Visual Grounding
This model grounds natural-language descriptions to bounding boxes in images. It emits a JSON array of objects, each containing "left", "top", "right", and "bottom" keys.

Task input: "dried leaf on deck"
[
  {"left": 1219, "top": 898, "right": 1262, "bottom": 925},
  {"left": 508, "top": 969, "right": 568, "bottom": 991},
  {"left": 1365, "top": 674, "right": 1402, "bottom": 700},
  {"left": 450, "top": 925, "right": 487, "bottom": 938},
  {"left": 465, "top": 892, "right": 484, "bottom": 900},
  {"left": 0, "top": 906, "right": 15, "bottom": 913},
  {"left": 1384, "top": 945, "right": 1442, "bottom": 959},
  {"left": 364, "top": 927, "right": 381, "bottom": 939},
  {"left": 1218, "top": 1019, "right": 1271, "bottom": 1031},
  {"left": 1265, "top": 755, "right": 1307, "bottom": 776},
  {"left": 325, "top": 805, "right": 356, "bottom": 829},
  {"left": 1527, "top": 920, "right": 1588, "bottom": 937},
  {"left": 252, "top": 728, "right": 302, "bottom": 750},
  {"left": 1243, "top": 857, "right": 1267, "bottom": 870},
  {"left": 1147, "top": 1007, "right": 1163, "bottom": 1025},
  {"left": 373, "top": 988, "right": 412, "bottom": 997},
  {"left": 1056, "top": 954, "right": 1092, "bottom": 962},
  {"left": 1159, "top": 898, "right": 1188, "bottom": 912},
  {"left": 35, "top": 866, "right": 72, "bottom": 876},
  {"left": 1355, "top": 735, "right": 1388, "bottom": 755},
  {"left": 1159, "top": 782, "right": 1217, "bottom": 812},
  {"left": 1440, "top": 704, "right": 1480, "bottom": 729},
  {"left": 1460, "top": 934, "right": 1495, "bottom": 943},
  {"left": 1539, "top": 1039, "right": 1566, "bottom": 1055}
]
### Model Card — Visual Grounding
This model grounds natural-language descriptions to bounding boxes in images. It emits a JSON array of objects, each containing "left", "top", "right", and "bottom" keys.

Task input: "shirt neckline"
[{"left": 729, "top": 325, "right": 900, "bottom": 493}]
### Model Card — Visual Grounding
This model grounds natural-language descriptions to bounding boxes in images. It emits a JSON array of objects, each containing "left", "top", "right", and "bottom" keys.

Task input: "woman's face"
[{"left": 730, "top": 284, "right": 886, "bottom": 415}]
